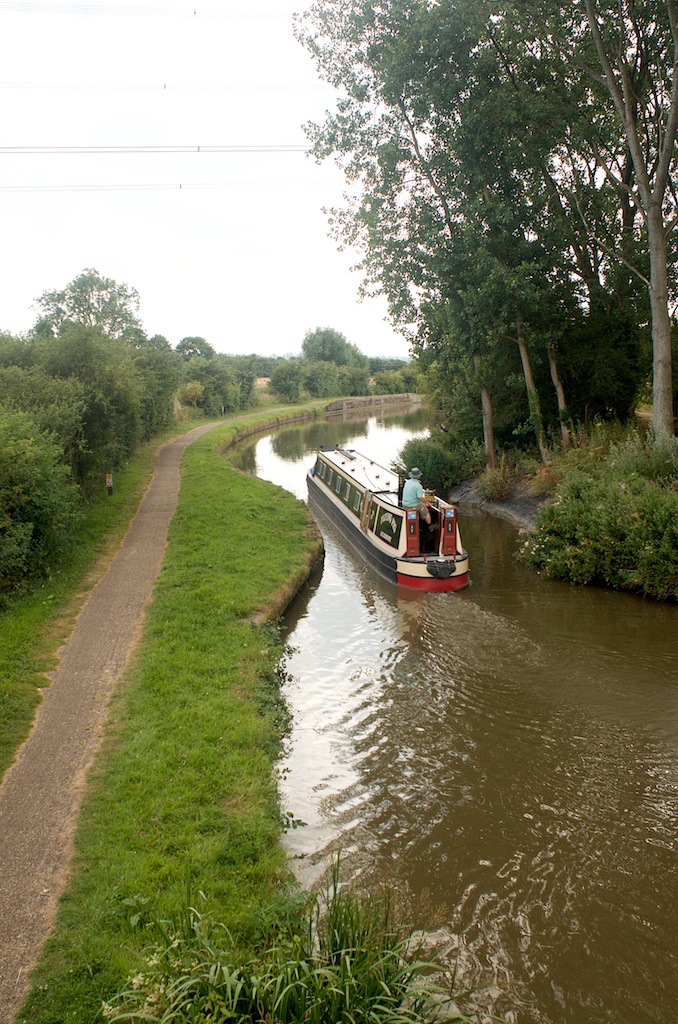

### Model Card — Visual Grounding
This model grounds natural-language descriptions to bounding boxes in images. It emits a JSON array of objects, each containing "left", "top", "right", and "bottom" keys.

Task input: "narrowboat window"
[
  {"left": 318, "top": 461, "right": 325, "bottom": 479},
  {"left": 353, "top": 491, "right": 361, "bottom": 512},
  {"left": 326, "top": 469, "right": 333, "bottom": 487},
  {"left": 343, "top": 482, "right": 351, "bottom": 502},
  {"left": 335, "top": 476, "right": 342, "bottom": 494}
]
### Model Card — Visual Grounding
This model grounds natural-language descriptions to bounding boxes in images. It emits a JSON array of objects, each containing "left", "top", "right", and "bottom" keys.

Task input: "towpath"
[{"left": 0, "top": 422, "right": 224, "bottom": 1023}]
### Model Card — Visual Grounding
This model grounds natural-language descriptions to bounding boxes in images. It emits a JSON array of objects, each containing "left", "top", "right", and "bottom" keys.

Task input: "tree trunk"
[
  {"left": 473, "top": 350, "right": 496, "bottom": 468},
  {"left": 647, "top": 204, "right": 675, "bottom": 437},
  {"left": 583, "top": 0, "right": 676, "bottom": 437},
  {"left": 547, "top": 343, "right": 570, "bottom": 451},
  {"left": 516, "top": 328, "right": 549, "bottom": 465}
]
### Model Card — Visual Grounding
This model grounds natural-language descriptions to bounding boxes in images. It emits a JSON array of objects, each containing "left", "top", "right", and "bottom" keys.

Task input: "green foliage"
[
  {"left": 175, "top": 336, "right": 216, "bottom": 361},
  {"left": 372, "top": 367, "right": 419, "bottom": 394},
  {"left": 178, "top": 354, "right": 245, "bottom": 416},
  {"left": 34, "top": 267, "right": 143, "bottom": 340},
  {"left": 608, "top": 429, "right": 678, "bottom": 484},
  {"left": 0, "top": 409, "right": 79, "bottom": 595},
  {"left": 39, "top": 324, "right": 145, "bottom": 485},
  {"left": 302, "top": 326, "right": 368, "bottom": 369},
  {"left": 521, "top": 430, "right": 678, "bottom": 599},
  {"left": 104, "top": 862, "right": 469, "bottom": 1024},
  {"left": 270, "top": 358, "right": 304, "bottom": 403},
  {"left": 395, "top": 435, "right": 484, "bottom": 493},
  {"left": 0, "top": 362, "right": 88, "bottom": 472},
  {"left": 475, "top": 457, "right": 514, "bottom": 502},
  {"left": 337, "top": 362, "right": 371, "bottom": 396},
  {"left": 133, "top": 343, "right": 182, "bottom": 438},
  {"left": 176, "top": 380, "right": 204, "bottom": 408},
  {"left": 303, "top": 359, "right": 339, "bottom": 397}
]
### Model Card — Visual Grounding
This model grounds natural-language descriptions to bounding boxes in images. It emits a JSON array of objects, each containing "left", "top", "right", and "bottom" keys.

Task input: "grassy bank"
[{"left": 1, "top": 407, "right": 322, "bottom": 1023}]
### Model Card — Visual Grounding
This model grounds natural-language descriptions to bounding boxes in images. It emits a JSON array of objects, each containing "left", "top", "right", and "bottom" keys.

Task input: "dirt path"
[{"left": 0, "top": 422, "right": 221, "bottom": 1024}]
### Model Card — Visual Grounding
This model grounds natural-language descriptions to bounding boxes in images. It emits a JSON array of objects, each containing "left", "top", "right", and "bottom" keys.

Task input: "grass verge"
[{"left": 2, "top": 406, "right": 322, "bottom": 1023}]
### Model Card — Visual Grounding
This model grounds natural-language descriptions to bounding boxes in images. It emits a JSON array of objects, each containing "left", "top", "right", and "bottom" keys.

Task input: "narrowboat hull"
[{"left": 307, "top": 447, "right": 469, "bottom": 593}]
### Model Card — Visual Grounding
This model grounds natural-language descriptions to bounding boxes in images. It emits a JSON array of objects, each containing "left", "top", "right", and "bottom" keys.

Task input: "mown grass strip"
[{"left": 5, "top": 408, "right": 322, "bottom": 1023}]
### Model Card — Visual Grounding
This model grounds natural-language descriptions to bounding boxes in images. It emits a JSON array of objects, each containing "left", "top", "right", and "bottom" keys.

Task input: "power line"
[
  {"left": 0, "top": 180, "right": 339, "bottom": 192},
  {"left": 0, "top": 144, "right": 310, "bottom": 154},
  {"left": 0, "top": 80, "right": 327, "bottom": 91},
  {"left": 0, "top": 3, "right": 291, "bottom": 17}
]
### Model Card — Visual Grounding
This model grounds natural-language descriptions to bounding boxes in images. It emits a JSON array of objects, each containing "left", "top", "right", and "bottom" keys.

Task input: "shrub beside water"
[
  {"left": 520, "top": 430, "right": 678, "bottom": 600},
  {"left": 396, "top": 437, "right": 485, "bottom": 494}
]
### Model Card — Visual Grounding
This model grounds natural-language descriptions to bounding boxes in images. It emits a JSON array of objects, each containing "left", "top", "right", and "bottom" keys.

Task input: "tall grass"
[{"left": 104, "top": 860, "right": 472, "bottom": 1024}]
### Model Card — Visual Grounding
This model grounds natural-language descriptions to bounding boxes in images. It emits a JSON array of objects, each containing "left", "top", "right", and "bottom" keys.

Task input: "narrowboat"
[{"left": 307, "top": 446, "right": 469, "bottom": 592}]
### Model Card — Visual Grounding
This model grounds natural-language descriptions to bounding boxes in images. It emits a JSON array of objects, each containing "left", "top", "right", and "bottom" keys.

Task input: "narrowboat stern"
[{"left": 307, "top": 446, "right": 469, "bottom": 592}]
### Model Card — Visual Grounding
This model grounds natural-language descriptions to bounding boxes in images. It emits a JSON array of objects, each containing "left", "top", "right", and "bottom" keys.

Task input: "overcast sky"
[{"left": 0, "top": 1, "right": 411, "bottom": 360}]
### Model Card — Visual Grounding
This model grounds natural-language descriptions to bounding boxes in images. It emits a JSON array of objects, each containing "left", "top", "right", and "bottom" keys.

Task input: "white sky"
[{"left": 0, "top": 1, "right": 411, "bottom": 360}]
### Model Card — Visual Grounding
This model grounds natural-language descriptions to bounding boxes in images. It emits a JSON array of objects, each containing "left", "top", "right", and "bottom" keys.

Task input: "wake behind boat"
[{"left": 307, "top": 446, "right": 469, "bottom": 592}]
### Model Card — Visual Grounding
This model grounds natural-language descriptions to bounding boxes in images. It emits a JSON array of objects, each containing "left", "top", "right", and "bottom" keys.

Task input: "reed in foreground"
[{"left": 104, "top": 861, "right": 474, "bottom": 1024}]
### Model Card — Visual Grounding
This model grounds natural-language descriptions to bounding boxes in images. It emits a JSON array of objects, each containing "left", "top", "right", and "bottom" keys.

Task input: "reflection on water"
[{"left": 235, "top": 413, "right": 678, "bottom": 1024}]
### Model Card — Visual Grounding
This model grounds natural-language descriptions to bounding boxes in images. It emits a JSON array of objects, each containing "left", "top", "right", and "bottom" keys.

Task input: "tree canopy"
[
  {"left": 296, "top": 0, "right": 678, "bottom": 445},
  {"left": 302, "top": 326, "right": 369, "bottom": 368},
  {"left": 34, "top": 268, "right": 143, "bottom": 341}
]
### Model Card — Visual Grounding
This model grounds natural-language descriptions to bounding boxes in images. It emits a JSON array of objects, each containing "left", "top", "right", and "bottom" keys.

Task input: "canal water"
[{"left": 232, "top": 410, "right": 678, "bottom": 1024}]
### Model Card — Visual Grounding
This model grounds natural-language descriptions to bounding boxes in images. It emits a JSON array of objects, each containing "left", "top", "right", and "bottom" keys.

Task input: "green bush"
[
  {"left": 0, "top": 409, "right": 79, "bottom": 595},
  {"left": 520, "top": 437, "right": 678, "bottom": 600},
  {"left": 396, "top": 437, "right": 483, "bottom": 494}
]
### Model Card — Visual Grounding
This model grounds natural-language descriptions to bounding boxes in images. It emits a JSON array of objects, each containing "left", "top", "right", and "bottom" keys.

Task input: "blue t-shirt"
[{"left": 402, "top": 478, "right": 424, "bottom": 506}]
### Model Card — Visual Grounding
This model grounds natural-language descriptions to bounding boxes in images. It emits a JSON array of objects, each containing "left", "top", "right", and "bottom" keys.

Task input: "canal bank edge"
[{"left": 448, "top": 476, "right": 552, "bottom": 531}]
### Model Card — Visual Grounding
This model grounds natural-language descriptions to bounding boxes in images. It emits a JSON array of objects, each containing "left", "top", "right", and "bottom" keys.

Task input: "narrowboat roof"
[{"left": 317, "top": 446, "right": 399, "bottom": 499}]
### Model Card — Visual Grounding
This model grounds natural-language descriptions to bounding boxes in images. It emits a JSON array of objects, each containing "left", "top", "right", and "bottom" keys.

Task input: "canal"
[{"left": 232, "top": 409, "right": 678, "bottom": 1024}]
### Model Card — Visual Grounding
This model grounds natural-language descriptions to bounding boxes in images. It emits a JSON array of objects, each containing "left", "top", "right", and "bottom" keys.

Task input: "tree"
[
  {"left": 303, "top": 360, "right": 340, "bottom": 397},
  {"left": 296, "top": 0, "right": 575, "bottom": 461},
  {"left": 583, "top": 0, "right": 677, "bottom": 436},
  {"left": 302, "top": 327, "right": 368, "bottom": 367},
  {"left": 297, "top": 0, "right": 671, "bottom": 458},
  {"left": 176, "top": 380, "right": 205, "bottom": 409},
  {"left": 179, "top": 354, "right": 240, "bottom": 415},
  {"left": 502, "top": 0, "right": 677, "bottom": 435},
  {"left": 133, "top": 343, "right": 182, "bottom": 438},
  {"left": 270, "top": 359, "right": 304, "bottom": 403},
  {"left": 175, "top": 336, "right": 216, "bottom": 361},
  {"left": 34, "top": 268, "right": 143, "bottom": 341},
  {"left": 39, "top": 325, "right": 144, "bottom": 486}
]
